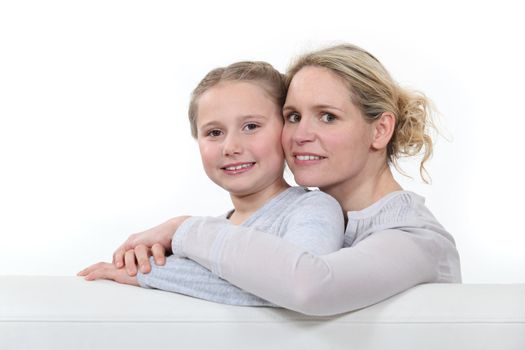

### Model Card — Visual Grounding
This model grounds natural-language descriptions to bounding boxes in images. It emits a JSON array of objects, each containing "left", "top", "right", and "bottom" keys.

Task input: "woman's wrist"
[
  {"left": 170, "top": 216, "right": 196, "bottom": 257},
  {"left": 164, "top": 216, "right": 190, "bottom": 244}
]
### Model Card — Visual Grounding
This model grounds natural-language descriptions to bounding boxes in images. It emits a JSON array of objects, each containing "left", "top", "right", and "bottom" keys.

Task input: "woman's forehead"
[{"left": 285, "top": 67, "right": 351, "bottom": 105}]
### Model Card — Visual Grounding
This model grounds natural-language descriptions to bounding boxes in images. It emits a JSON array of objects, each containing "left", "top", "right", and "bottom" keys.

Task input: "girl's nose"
[{"left": 222, "top": 134, "right": 243, "bottom": 157}]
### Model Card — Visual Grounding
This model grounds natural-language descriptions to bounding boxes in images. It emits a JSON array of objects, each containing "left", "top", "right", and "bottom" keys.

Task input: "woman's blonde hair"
[
  {"left": 285, "top": 44, "right": 436, "bottom": 182},
  {"left": 188, "top": 61, "right": 286, "bottom": 138}
]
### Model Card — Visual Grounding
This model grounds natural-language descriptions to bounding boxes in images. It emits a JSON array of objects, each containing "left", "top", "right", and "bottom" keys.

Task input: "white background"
[{"left": 0, "top": 0, "right": 523, "bottom": 283}]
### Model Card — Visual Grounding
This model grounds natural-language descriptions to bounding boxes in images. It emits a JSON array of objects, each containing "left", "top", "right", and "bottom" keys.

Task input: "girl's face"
[
  {"left": 282, "top": 66, "right": 376, "bottom": 194},
  {"left": 196, "top": 81, "right": 285, "bottom": 198}
]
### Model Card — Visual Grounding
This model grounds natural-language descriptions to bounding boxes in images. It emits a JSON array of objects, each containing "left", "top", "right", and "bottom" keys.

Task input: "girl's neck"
[
  {"left": 322, "top": 162, "right": 402, "bottom": 213},
  {"left": 229, "top": 177, "right": 290, "bottom": 225}
]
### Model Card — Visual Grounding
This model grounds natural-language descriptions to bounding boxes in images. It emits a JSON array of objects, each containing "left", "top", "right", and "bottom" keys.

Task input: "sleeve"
[
  {"left": 172, "top": 223, "right": 447, "bottom": 316},
  {"left": 136, "top": 255, "right": 275, "bottom": 307}
]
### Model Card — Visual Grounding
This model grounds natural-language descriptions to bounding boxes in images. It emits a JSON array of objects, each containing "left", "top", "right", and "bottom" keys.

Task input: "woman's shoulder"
[
  {"left": 346, "top": 191, "right": 448, "bottom": 244},
  {"left": 345, "top": 191, "right": 461, "bottom": 282},
  {"left": 347, "top": 191, "right": 422, "bottom": 220}
]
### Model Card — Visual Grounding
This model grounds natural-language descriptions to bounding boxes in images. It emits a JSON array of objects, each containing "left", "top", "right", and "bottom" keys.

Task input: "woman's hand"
[
  {"left": 119, "top": 243, "right": 167, "bottom": 276},
  {"left": 112, "top": 216, "right": 190, "bottom": 275},
  {"left": 77, "top": 262, "right": 139, "bottom": 286}
]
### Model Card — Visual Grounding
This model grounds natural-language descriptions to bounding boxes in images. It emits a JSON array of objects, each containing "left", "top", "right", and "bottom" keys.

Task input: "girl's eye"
[
  {"left": 207, "top": 129, "right": 223, "bottom": 137},
  {"left": 243, "top": 123, "right": 259, "bottom": 132},
  {"left": 286, "top": 112, "right": 300, "bottom": 123},
  {"left": 320, "top": 112, "right": 337, "bottom": 123}
]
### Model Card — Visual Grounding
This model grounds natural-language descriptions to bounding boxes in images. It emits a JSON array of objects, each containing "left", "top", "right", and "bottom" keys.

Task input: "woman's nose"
[{"left": 291, "top": 118, "right": 316, "bottom": 145}]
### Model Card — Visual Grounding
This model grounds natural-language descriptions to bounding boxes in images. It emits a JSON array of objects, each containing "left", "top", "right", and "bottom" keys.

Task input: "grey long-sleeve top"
[
  {"left": 136, "top": 187, "right": 345, "bottom": 306},
  {"left": 171, "top": 191, "right": 462, "bottom": 316}
]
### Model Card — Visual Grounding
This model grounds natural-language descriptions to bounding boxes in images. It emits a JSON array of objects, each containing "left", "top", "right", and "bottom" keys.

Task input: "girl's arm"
[
  {"left": 131, "top": 191, "right": 345, "bottom": 305},
  {"left": 136, "top": 255, "right": 274, "bottom": 306}
]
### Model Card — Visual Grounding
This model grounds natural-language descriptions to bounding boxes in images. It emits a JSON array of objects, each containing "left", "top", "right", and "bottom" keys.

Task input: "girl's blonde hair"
[
  {"left": 286, "top": 44, "right": 436, "bottom": 182},
  {"left": 188, "top": 61, "right": 286, "bottom": 138}
]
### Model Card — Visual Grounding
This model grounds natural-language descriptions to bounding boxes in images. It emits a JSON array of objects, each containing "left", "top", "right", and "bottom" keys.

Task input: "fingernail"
[
  {"left": 141, "top": 265, "right": 147, "bottom": 273},
  {"left": 116, "top": 262, "right": 123, "bottom": 268}
]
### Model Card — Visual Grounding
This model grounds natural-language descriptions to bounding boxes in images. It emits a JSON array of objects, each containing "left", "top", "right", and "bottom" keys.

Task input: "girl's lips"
[{"left": 221, "top": 162, "right": 256, "bottom": 175}]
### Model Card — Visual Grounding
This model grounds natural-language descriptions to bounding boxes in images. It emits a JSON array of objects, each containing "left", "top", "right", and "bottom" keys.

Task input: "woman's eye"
[
  {"left": 286, "top": 112, "right": 300, "bottom": 123},
  {"left": 320, "top": 112, "right": 336, "bottom": 123},
  {"left": 243, "top": 123, "right": 259, "bottom": 132},
  {"left": 207, "top": 129, "right": 223, "bottom": 137}
]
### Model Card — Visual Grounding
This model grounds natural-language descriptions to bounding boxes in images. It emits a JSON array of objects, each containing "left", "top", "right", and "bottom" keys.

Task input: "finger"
[
  {"left": 87, "top": 265, "right": 139, "bottom": 286},
  {"left": 85, "top": 263, "right": 115, "bottom": 281},
  {"left": 135, "top": 245, "right": 152, "bottom": 274},
  {"left": 112, "top": 235, "right": 137, "bottom": 268},
  {"left": 125, "top": 249, "right": 138, "bottom": 276},
  {"left": 77, "top": 262, "right": 106, "bottom": 276},
  {"left": 113, "top": 246, "right": 126, "bottom": 268},
  {"left": 151, "top": 243, "right": 166, "bottom": 266}
]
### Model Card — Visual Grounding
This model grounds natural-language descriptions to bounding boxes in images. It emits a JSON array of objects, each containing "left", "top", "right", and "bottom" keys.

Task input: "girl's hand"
[
  {"left": 112, "top": 216, "right": 190, "bottom": 274},
  {"left": 77, "top": 262, "right": 139, "bottom": 286}
]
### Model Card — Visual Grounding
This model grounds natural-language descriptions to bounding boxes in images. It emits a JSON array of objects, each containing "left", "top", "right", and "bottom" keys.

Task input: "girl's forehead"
[{"left": 196, "top": 85, "right": 281, "bottom": 125}]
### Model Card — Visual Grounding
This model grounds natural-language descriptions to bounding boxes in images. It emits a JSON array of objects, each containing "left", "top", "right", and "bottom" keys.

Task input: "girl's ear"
[{"left": 371, "top": 112, "right": 396, "bottom": 150}]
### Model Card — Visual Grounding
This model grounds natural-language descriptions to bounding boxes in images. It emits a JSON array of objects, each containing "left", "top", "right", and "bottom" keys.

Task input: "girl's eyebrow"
[
  {"left": 238, "top": 114, "right": 268, "bottom": 121},
  {"left": 198, "top": 120, "right": 221, "bottom": 131},
  {"left": 198, "top": 114, "right": 268, "bottom": 131}
]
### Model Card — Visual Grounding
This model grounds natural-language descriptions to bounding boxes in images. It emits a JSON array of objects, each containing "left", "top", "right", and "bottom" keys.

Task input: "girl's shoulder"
[{"left": 289, "top": 187, "right": 342, "bottom": 210}]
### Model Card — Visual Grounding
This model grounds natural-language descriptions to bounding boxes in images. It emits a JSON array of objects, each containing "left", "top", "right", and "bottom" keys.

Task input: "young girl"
[{"left": 78, "top": 61, "right": 344, "bottom": 306}]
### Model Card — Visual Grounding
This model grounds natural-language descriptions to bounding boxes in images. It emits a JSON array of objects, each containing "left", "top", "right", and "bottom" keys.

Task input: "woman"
[{"left": 111, "top": 43, "right": 461, "bottom": 316}]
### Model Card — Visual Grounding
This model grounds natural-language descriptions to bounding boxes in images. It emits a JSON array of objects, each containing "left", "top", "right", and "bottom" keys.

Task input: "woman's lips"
[{"left": 292, "top": 153, "right": 326, "bottom": 165}]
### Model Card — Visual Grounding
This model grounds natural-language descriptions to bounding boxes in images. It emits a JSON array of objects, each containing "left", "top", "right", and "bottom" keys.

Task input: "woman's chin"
[{"left": 294, "top": 176, "right": 322, "bottom": 189}]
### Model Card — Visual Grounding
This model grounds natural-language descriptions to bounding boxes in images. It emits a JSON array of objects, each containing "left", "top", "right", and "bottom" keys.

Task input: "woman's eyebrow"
[
  {"left": 282, "top": 105, "right": 296, "bottom": 112},
  {"left": 283, "top": 104, "right": 345, "bottom": 112},
  {"left": 315, "top": 104, "right": 345, "bottom": 112}
]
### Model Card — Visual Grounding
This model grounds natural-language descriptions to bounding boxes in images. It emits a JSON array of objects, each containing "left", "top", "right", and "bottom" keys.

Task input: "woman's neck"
[
  {"left": 322, "top": 162, "right": 402, "bottom": 213},
  {"left": 229, "top": 178, "right": 290, "bottom": 225}
]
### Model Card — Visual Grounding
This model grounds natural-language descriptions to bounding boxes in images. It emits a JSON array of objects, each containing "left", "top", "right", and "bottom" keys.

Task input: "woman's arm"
[{"left": 172, "top": 218, "right": 459, "bottom": 316}]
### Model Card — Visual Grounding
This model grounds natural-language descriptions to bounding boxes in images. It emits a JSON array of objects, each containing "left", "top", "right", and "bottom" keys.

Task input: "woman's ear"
[{"left": 371, "top": 112, "right": 396, "bottom": 150}]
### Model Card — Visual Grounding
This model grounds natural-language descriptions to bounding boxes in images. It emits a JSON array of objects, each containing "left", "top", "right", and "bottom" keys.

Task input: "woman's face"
[
  {"left": 281, "top": 66, "right": 376, "bottom": 193},
  {"left": 196, "top": 81, "right": 285, "bottom": 198}
]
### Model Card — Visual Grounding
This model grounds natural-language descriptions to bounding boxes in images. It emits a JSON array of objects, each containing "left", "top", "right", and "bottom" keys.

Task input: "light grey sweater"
[
  {"left": 136, "top": 187, "right": 345, "bottom": 306},
  {"left": 172, "top": 191, "right": 462, "bottom": 315}
]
